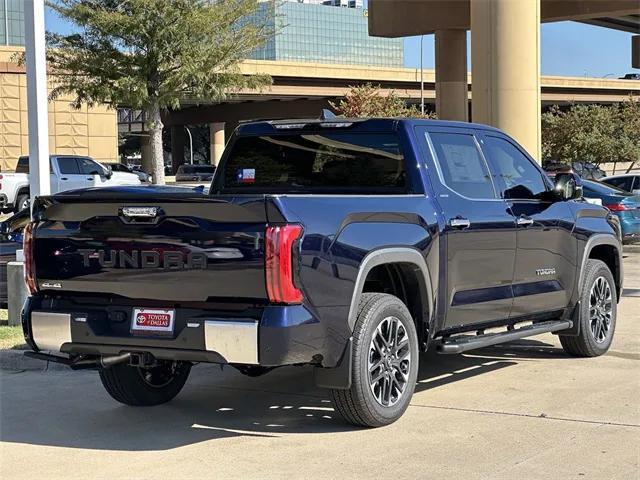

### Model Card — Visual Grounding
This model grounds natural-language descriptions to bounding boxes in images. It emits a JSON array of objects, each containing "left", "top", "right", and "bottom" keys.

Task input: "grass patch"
[{"left": 0, "top": 324, "right": 26, "bottom": 350}]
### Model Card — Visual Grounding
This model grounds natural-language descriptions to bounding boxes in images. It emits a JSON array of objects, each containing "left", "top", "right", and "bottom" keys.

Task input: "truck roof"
[{"left": 236, "top": 117, "right": 503, "bottom": 135}]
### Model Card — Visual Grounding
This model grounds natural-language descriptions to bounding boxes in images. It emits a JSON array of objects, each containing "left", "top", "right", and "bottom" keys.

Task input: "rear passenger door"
[
  {"left": 479, "top": 134, "right": 577, "bottom": 318},
  {"left": 417, "top": 128, "right": 517, "bottom": 330}
]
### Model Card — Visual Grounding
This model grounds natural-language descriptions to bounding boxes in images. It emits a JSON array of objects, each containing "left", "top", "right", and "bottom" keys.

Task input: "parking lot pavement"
[{"left": 1, "top": 255, "right": 639, "bottom": 480}]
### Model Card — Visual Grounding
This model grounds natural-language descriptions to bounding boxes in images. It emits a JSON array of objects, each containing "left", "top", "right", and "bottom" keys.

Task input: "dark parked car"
[
  {"left": 22, "top": 118, "right": 623, "bottom": 427},
  {"left": 544, "top": 161, "right": 606, "bottom": 180},
  {"left": 105, "top": 163, "right": 151, "bottom": 183},
  {"left": 620, "top": 73, "right": 640, "bottom": 80},
  {"left": 601, "top": 174, "right": 640, "bottom": 195},
  {"left": 582, "top": 179, "right": 640, "bottom": 243},
  {"left": 175, "top": 164, "right": 216, "bottom": 182},
  {"left": 0, "top": 209, "right": 29, "bottom": 306}
]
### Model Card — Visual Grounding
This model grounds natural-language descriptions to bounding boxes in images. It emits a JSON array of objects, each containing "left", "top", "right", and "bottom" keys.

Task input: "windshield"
[
  {"left": 583, "top": 180, "right": 628, "bottom": 196},
  {"left": 214, "top": 132, "right": 406, "bottom": 194}
]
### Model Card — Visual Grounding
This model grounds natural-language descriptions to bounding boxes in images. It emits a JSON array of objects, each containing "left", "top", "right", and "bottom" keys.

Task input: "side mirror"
[
  {"left": 103, "top": 165, "right": 113, "bottom": 179},
  {"left": 554, "top": 172, "right": 583, "bottom": 200}
]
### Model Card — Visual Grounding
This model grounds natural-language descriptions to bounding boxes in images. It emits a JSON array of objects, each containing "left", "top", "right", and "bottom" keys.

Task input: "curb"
[
  {"left": 623, "top": 245, "right": 640, "bottom": 254},
  {"left": 0, "top": 350, "right": 69, "bottom": 372}
]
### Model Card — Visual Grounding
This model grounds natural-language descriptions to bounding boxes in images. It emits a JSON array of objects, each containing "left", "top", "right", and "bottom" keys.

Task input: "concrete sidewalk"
[{"left": 1, "top": 255, "right": 638, "bottom": 479}]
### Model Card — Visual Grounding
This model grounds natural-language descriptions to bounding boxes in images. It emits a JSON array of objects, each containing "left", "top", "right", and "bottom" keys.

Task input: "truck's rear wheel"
[
  {"left": 99, "top": 361, "right": 191, "bottom": 406},
  {"left": 560, "top": 259, "right": 617, "bottom": 357},
  {"left": 332, "top": 293, "right": 419, "bottom": 427}
]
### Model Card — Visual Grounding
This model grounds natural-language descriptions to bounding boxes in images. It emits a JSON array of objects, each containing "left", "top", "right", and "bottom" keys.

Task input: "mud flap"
[
  {"left": 314, "top": 337, "right": 352, "bottom": 390},
  {"left": 555, "top": 302, "right": 581, "bottom": 337}
]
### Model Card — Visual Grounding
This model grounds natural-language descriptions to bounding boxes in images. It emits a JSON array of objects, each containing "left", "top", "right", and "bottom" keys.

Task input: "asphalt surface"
[{"left": 1, "top": 253, "right": 639, "bottom": 480}]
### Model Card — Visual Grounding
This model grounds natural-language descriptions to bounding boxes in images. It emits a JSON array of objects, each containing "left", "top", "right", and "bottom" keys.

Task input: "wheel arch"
[
  {"left": 348, "top": 248, "right": 433, "bottom": 339},
  {"left": 580, "top": 234, "right": 623, "bottom": 302}
]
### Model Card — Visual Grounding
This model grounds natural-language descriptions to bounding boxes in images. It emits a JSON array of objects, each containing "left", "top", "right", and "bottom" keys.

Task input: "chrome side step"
[{"left": 436, "top": 320, "right": 573, "bottom": 354}]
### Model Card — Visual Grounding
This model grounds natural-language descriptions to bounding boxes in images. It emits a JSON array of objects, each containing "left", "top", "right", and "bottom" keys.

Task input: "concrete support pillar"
[
  {"left": 210, "top": 122, "right": 225, "bottom": 166},
  {"left": 435, "top": 29, "right": 468, "bottom": 122},
  {"left": 171, "top": 126, "right": 185, "bottom": 175},
  {"left": 471, "top": 0, "right": 541, "bottom": 161},
  {"left": 632, "top": 35, "right": 639, "bottom": 69}
]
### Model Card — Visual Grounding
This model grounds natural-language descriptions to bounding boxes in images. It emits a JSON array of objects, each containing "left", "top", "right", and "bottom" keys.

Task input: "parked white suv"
[{"left": 0, "top": 155, "right": 141, "bottom": 213}]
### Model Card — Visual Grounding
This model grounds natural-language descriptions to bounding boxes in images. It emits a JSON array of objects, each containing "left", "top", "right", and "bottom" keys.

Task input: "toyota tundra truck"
[{"left": 21, "top": 118, "right": 623, "bottom": 427}]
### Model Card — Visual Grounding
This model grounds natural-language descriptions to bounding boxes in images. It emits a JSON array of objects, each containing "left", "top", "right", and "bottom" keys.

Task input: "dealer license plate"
[{"left": 131, "top": 308, "right": 175, "bottom": 335}]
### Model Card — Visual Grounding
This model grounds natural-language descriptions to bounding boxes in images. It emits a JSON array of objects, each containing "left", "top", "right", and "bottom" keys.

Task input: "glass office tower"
[
  {"left": 250, "top": 1, "right": 403, "bottom": 67},
  {"left": 0, "top": 0, "right": 24, "bottom": 46}
]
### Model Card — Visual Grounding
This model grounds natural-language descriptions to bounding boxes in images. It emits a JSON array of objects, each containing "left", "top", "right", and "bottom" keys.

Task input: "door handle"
[
  {"left": 517, "top": 215, "right": 534, "bottom": 227},
  {"left": 60, "top": 177, "right": 68, "bottom": 181},
  {"left": 449, "top": 217, "right": 471, "bottom": 229}
]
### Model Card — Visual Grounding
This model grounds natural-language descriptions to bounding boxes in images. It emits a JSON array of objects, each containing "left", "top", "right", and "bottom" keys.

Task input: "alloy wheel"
[
  {"left": 368, "top": 316, "right": 411, "bottom": 407},
  {"left": 589, "top": 276, "right": 613, "bottom": 344}
]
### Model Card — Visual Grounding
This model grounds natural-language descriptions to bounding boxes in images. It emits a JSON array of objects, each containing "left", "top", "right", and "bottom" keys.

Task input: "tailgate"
[{"left": 32, "top": 191, "right": 269, "bottom": 302}]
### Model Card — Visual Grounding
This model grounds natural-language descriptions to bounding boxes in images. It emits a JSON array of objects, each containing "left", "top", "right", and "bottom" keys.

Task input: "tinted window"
[
  {"left": 77, "top": 158, "right": 103, "bottom": 175},
  {"left": 217, "top": 133, "right": 406, "bottom": 194},
  {"left": 604, "top": 177, "right": 633, "bottom": 192},
  {"left": 15, "top": 156, "right": 30, "bottom": 174},
  {"left": 483, "top": 136, "right": 548, "bottom": 199},
  {"left": 583, "top": 180, "right": 628, "bottom": 195},
  {"left": 428, "top": 132, "right": 495, "bottom": 199},
  {"left": 57, "top": 157, "right": 80, "bottom": 175}
]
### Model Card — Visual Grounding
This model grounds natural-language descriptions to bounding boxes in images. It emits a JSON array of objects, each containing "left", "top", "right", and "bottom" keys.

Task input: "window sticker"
[{"left": 236, "top": 168, "right": 256, "bottom": 184}]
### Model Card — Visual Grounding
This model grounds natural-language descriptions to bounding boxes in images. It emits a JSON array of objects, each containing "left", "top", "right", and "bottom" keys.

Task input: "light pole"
[
  {"left": 24, "top": 0, "right": 51, "bottom": 213},
  {"left": 420, "top": 35, "right": 425, "bottom": 115},
  {"left": 184, "top": 126, "right": 194, "bottom": 164}
]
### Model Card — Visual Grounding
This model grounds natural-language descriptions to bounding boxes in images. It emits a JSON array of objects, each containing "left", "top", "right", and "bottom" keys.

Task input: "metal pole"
[
  {"left": 184, "top": 126, "right": 194, "bottom": 164},
  {"left": 24, "top": 0, "right": 50, "bottom": 214},
  {"left": 420, "top": 35, "right": 424, "bottom": 115}
]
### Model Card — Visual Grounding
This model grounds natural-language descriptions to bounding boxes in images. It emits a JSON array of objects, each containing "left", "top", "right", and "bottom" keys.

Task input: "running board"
[{"left": 436, "top": 320, "right": 573, "bottom": 354}]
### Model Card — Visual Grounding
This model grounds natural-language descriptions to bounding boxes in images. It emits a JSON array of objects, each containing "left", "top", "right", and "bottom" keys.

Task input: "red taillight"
[
  {"left": 23, "top": 222, "right": 38, "bottom": 295},
  {"left": 265, "top": 224, "right": 303, "bottom": 304},
  {"left": 604, "top": 203, "right": 627, "bottom": 212}
]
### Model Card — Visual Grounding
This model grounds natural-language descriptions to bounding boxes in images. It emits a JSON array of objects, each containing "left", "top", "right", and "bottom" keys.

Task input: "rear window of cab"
[{"left": 214, "top": 132, "right": 407, "bottom": 194}]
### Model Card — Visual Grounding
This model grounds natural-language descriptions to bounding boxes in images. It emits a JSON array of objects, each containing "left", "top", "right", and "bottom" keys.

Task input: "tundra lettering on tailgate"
[{"left": 77, "top": 249, "right": 208, "bottom": 270}]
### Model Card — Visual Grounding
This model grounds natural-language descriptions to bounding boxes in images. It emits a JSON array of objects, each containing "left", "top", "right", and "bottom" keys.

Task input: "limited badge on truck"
[{"left": 131, "top": 308, "right": 175, "bottom": 335}]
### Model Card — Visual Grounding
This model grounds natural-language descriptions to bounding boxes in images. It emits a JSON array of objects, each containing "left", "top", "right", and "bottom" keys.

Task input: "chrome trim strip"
[
  {"left": 204, "top": 320, "right": 258, "bottom": 365},
  {"left": 31, "top": 312, "right": 72, "bottom": 352}
]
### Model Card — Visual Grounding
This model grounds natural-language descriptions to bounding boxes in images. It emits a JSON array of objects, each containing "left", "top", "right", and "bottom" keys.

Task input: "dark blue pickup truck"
[{"left": 22, "top": 118, "right": 623, "bottom": 427}]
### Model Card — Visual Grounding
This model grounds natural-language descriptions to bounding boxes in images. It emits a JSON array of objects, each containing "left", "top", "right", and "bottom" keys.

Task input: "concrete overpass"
[
  {"left": 152, "top": 60, "right": 640, "bottom": 167},
  {"left": 367, "top": 0, "right": 639, "bottom": 160}
]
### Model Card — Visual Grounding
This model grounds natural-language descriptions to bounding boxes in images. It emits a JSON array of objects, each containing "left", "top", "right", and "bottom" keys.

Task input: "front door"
[
  {"left": 417, "top": 128, "right": 517, "bottom": 330},
  {"left": 479, "top": 134, "right": 577, "bottom": 318}
]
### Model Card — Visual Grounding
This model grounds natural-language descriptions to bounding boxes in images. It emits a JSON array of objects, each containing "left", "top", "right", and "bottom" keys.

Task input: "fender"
[
  {"left": 578, "top": 234, "right": 623, "bottom": 295},
  {"left": 347, "top": 247, "right": 434, "bottom": 331},
  {"left": 561, "top": 233, "right": 623, "bottom": 337}
]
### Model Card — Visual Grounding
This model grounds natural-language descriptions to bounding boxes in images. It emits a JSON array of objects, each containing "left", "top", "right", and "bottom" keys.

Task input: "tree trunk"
[
  {"left": 626, "top": 161, "right": 637, "bottom": 174},
  {"left": 148, "top": 103, "right": 165, "bottom": 185}
]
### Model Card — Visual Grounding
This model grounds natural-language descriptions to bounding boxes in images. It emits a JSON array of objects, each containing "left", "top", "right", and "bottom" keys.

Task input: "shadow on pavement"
[{"left": 0, "top": 338, "right": 565, "bottom": 451}]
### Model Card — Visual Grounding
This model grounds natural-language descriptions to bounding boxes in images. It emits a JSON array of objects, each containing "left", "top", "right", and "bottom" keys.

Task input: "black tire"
[
  {"left": 14, "top": 194, "right": 29, "bottom": 213},
  {"left": 332, "top": 293, "right": 419, "bottom": 428},
  {"left": 99, "top": 361, "right": 191, "bottom": 406},
  {"left": 560, "top": 259, "right": 617, "bottom": 357}
]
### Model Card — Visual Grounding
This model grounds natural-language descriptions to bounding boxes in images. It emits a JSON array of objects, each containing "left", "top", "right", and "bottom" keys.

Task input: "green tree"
[
  {"left": 541, "top": 99, "right": 640, "bottom": 172},
  {"left": 330, "top": 83, "right": 436, "bottom": 119},
  {"left": 45, "top": 0, "right": 273, "bottom": 184}
]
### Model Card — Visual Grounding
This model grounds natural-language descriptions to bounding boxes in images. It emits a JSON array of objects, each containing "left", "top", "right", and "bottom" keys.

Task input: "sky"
[
  {"left": 403, "top": 22, "right": 637, "bottom": 78},
  {"left": 45, "top": 7, "right": 638, "bottom": 79}
]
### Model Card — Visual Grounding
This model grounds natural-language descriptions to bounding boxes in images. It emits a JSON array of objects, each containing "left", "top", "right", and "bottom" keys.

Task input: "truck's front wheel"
[
  {"left": 99, "top": 361, "right": 191, "bottom": 406},
  {"left": 332, "top": 293, "right": 419, "bottom": 427}
]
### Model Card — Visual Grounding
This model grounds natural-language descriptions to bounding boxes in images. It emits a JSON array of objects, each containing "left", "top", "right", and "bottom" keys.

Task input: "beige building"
[{"left": 0, "top": 46, "right": 118, "bottom": 172}]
